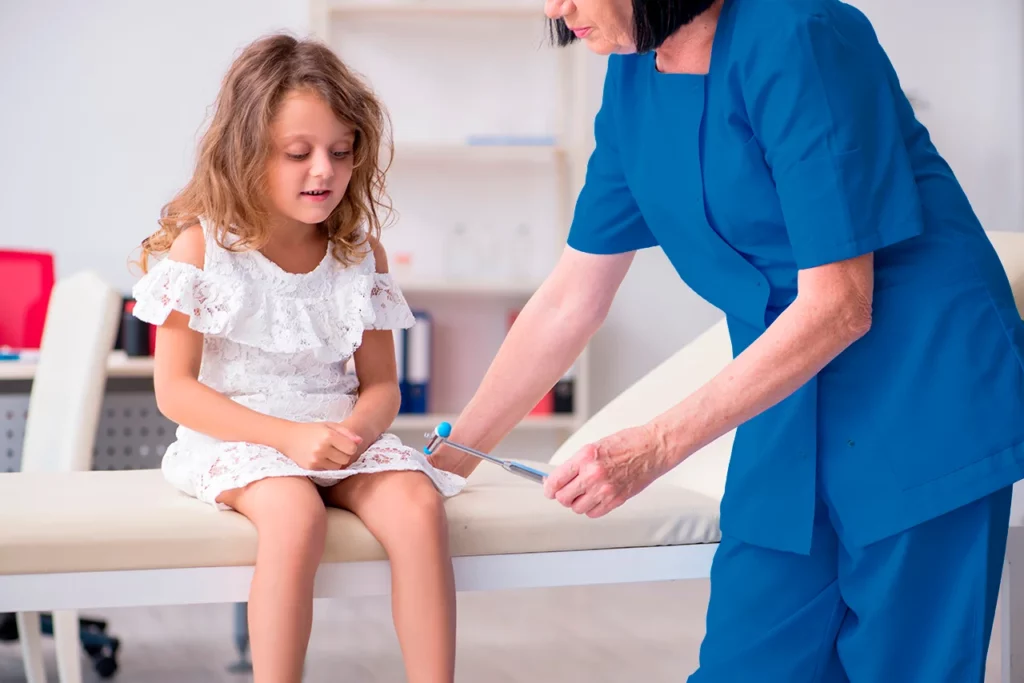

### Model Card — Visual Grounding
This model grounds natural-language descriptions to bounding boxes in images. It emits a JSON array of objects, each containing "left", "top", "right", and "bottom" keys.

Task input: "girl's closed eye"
[{"left": 285, "top": 149, "right": 352, "bottom": 161}]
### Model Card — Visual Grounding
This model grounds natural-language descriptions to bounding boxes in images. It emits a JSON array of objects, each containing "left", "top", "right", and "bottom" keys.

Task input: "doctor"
[{"left": 430, "top": 0, "right": 1024, "bottom": 680}]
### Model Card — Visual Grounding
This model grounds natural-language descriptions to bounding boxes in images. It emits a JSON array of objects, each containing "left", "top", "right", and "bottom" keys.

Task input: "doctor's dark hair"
[{"left": 549, "top": 0, "right": 717, "bottom": 53}]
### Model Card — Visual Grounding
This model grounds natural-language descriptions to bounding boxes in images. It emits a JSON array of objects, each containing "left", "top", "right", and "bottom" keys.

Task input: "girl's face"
[
  {"left": 266, "top": 89, "right": 355, "bottom": 230},
  {"left": 545, "top": 0, "right": 636, "bottom": 55}
]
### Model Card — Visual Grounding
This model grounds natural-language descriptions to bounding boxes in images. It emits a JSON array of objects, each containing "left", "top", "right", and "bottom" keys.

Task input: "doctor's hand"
[{"left": 543, "top": 424, "right": 668, "bottom": 518}]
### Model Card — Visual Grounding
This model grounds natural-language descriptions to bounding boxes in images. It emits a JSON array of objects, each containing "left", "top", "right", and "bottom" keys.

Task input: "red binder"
[{"left": 0, "top": 250, "right": 55, "bottom": 350}]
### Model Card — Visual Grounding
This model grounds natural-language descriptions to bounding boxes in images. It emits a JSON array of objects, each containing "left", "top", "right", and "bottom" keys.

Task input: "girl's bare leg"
[
  {"left": 327, "top": 471, "right": 456, "bottom": 683},
  {"left": 218, "top": 476, "right": 327, "bottom": 683}
]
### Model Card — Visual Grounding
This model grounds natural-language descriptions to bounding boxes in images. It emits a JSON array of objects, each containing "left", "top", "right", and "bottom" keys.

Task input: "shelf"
[
  {"left": 0, "top": 351, "right": 154, "bottom": 381},
  {"left": 396, "top": 278, "right": 539, "bottom": 297},
  {"left": 106, "top": 353, "right": 156, "bottom": 378},
  {"left": 1, "top": 354, "right": 581, "bottom": 430},
  {"left": 327, "top": 2, "right": 540, "bottom": 17},
  {"left": 312, "top": 0, "right": 594, "bottom": 426},
  {"left": 390, "top": 413, "right": 578, "bottom": 431},
  {"left": 391, "top": 143, "right": 566, "bottom": 164}
]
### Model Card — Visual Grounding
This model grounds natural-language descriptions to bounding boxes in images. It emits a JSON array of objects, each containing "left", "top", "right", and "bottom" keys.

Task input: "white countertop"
[{"left": 0, "top": 351, "right": 155, "bottom": 381}]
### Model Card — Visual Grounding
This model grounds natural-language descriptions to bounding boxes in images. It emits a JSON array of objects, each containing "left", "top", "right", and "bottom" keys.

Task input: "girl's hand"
[
  {"left": 280, "top": 422, "right": 363, "bottom": 470},
  {"left": 333, "top": 418, "right": 375, "bottom": 460},
  {"left": 543, "top": 425, "right": 668, "bottom": 518}
]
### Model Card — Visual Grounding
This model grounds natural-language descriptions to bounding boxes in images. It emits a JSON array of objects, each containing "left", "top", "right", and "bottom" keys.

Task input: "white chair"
[{"left": 16, "top": 271, "right": 122, "bottom": 683}]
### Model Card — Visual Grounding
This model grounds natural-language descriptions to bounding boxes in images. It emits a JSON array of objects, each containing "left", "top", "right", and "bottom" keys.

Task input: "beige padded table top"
[{"left": 0, "top": 464, "right": 721, "bottom": 575}]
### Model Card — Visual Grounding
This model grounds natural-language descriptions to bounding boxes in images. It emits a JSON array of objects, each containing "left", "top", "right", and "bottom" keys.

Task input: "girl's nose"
[
  {"left": 544, "top": 0, "right": 573, "bottom": 20},
  {"left": 310, "top": 149, "right": 334, "bottom": 180}
]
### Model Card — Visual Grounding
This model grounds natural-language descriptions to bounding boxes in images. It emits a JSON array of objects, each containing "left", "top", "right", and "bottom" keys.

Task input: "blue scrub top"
[{"left": 568, "top": 0, "right": 1024, "bottom": 553}]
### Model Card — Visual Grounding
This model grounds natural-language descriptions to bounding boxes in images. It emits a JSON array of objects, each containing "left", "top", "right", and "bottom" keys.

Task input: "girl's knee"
[
  {"left": 330, "top": 471, "right": 449, "bottom": 548},
  {"left": 261, "top": 499, "right": 327, "bottom": 559},
  {"left": 356, "top": 471, "right": 448, "bottom": 536},
  {"left": 400, "top": 471, "right": 446, "bottom": 510},
  {"left": 392, "top": 473, "right": 448, "bottom": 537},
  {"left": 226, "top": 476, "right": 328, "bottom": 557},
  {"left": 270, "top": 498, "right": 327, "bottom": 544}
]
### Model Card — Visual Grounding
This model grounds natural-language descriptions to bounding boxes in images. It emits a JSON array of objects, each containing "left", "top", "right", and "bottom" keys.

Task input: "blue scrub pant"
[{"left": 688, "top": 487, "right": 1013, "bottom": 682}]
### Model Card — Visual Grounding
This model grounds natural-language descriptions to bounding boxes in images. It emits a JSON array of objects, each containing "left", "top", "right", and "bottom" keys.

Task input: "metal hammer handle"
[{"left": 423, "top": 421, "right": 546, "bottom": 484}]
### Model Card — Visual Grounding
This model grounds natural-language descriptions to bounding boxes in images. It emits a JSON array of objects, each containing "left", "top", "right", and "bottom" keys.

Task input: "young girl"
[{"left": 130, "top": 33, "right": 465, "bottom": 683}]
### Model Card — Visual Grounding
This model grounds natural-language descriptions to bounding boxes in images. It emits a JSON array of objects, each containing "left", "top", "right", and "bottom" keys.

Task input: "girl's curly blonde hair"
[{"left": 137, "top": 33, "right": 393, "bottom": 272}]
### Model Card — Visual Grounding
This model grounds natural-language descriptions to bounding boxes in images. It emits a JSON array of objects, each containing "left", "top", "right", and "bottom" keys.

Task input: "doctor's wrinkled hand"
[{"left": 543, "top": 424, "right": 671, "bottom": 518}]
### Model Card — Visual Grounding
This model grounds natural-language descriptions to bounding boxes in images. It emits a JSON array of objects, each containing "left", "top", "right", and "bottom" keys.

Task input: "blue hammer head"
[{"left": 423, "top": 421, "right": 452, "bottom": 455}]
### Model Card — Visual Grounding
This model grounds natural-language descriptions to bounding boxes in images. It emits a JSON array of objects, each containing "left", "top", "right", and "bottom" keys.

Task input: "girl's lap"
[
  {"left": 324, "top": 468, "right": 442, "bottom": 511},
  {"left": 323, "top": 470, "right": 451, "bottom": 553},
  {"left": 215, "top": 469, "right": 448, "bottom": 553},
  {"left": 216, "top": 474, "right": 327, "bottom": 539},
  {"left": 171, "top": 432, "right": 466, "bottom": 507}
]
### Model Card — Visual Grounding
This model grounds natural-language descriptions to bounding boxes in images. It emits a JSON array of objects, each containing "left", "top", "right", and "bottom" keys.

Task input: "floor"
[{"left": 0, "top": 579, "right": 1007, "bottom": 682}]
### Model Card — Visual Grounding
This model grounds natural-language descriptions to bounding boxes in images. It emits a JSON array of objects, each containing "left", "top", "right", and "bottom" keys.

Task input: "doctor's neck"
[{"left": 653, "top": 0, "right": 724, "bottom": 75}]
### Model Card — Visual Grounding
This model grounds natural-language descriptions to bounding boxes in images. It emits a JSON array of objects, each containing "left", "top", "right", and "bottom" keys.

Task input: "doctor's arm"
[
  {"left": 543, "top": 255, "right": 874, "bottom": 516},
  {"left": 545, "top": 14, "right": 919, "bottom": 515},
  {"left": 428, "top": 246, "right": 635, "bottom": 479},
  {"left": 657, "top": 254, "right": 873, "bottom": 456}
]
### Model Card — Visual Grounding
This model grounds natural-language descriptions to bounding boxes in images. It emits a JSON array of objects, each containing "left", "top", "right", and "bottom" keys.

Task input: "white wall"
[
  {"left": 0, "top": 0, "right": 1020, "bottom": 420},
  {"left": 0, "top": 0, "right": 309, "bottom": 289},
  {"left": 850, "top": 0, "right": 1024, "bottom": 236}
]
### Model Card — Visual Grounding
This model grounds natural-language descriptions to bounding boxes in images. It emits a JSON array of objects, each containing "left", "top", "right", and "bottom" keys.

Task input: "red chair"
[{"left": 0, "top": 250, "right": 55, "bottom": 350}]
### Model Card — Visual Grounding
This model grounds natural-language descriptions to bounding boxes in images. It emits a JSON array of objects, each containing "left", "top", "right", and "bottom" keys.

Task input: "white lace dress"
[{"left": 131, "top": 219, "right": 466, "bottom": 509}]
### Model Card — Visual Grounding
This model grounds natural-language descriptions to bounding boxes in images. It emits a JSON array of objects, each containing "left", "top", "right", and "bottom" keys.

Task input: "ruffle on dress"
[{"left": 131, "top": 257, "right": 415, "bottom": 363}]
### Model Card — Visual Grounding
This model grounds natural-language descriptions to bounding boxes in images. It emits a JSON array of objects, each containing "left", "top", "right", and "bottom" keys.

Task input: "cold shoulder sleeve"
[
  {"left": 131, "top": 257, "right": 239, "bottom": 334},
  {"left": 366, "top": 272, "right": 415, "bottom": 330}
]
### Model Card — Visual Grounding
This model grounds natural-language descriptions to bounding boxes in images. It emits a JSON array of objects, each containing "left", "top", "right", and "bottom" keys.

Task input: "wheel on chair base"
[
  {"left": 94, "top": 656, "right": 118, "bottom": 678},
  {"left": 90, "top": 637, "right": 120, "bottom": 679},
  {"left": 0, "top": 614, "right": 18, "bottom": 642}
]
